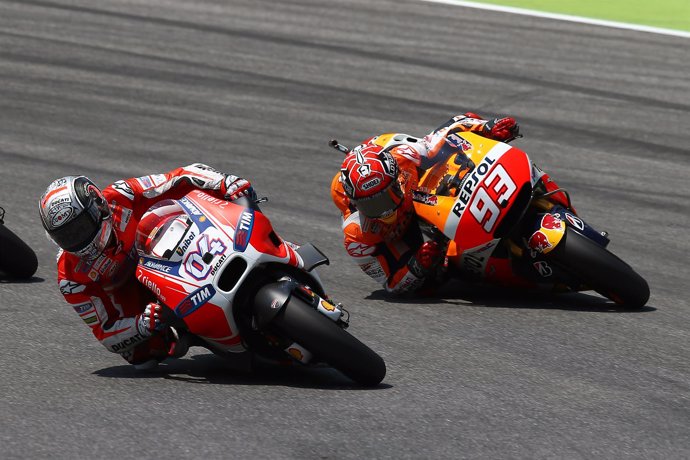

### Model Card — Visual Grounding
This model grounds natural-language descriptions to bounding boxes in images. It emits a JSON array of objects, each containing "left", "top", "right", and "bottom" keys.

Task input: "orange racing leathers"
[
  {"left": 56, "top": 164, "right": 238, "bottom": 364},
  {"left": 330, "top": 113, "right": 518, "bottom": 294}
]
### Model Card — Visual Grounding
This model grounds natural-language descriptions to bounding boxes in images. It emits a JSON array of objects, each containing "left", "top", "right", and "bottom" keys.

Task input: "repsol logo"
[{"left": 452, "top": 156, "right": 496, "bottom": 217}]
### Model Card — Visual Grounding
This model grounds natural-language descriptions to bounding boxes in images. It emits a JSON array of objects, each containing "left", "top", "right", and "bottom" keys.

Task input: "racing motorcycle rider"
[
  {"left": 39, "top": 164, "right": 255, "bottom": 370},
  {"left": 331, "top": 112, "right": 520, "bottom": 295}
]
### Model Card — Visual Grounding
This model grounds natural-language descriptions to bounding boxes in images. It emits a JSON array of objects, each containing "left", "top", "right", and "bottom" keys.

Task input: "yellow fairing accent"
[
  {"left": 373, "top": 133, "right": 395, "bottom": 147},
  {"left": 540, "top": 226, "right": 566, "bottom": 255},
  {"left": 413, "top": 195, "right": 456, "bottom": 237}
]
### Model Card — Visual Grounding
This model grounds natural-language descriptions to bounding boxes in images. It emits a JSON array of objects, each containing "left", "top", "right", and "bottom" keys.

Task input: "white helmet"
[{"left": 39, "top": 176, "right": 113, "bottom": 260}]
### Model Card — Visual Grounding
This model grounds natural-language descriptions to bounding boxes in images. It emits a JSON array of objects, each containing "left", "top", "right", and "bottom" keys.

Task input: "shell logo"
[
  {"left": 287, "top": 347, "right": 304, "bottom": 361},
  {"left": 320, "top": 300, "right": 336, "bottom": 312}
]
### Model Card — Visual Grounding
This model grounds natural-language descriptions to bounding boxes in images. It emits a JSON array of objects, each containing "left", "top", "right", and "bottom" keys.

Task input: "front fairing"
[
  {"left": 134, "top": 191, "right": 306, "bottom": 352},
  {"left": 414, "top": 132, "right": 534, "bottom": 251}
]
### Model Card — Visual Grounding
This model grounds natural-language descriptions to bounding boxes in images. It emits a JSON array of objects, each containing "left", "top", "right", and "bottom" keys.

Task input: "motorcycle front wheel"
[
  {"left": 549, "top": 227, "right": 650, "bottom": 309},
  {"left": 0, "top": 223, "right": 38, "bottom": 279},
  {"left": 270, "top": 297, "right": 386, "bottom": 386}
]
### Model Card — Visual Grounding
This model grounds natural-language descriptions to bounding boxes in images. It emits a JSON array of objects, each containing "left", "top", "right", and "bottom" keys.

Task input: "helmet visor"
[
  {"left": 49, "top": 209, "right": 102, "bottom": 252},
  {"left": 354, "top": 181, "right": 404, "bottom": 219}
]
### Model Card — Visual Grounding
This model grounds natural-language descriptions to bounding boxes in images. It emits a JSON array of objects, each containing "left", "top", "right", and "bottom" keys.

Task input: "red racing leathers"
[
  {"left": 56, "top": 164, "right": 239, "bottom": 364},
  {"left": 331, "top": 113, "right": 519, "bottom": 294}
]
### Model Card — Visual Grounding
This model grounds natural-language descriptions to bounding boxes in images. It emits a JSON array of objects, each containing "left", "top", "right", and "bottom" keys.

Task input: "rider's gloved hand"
[
  {"left": 136, "top": 302, "right": 166, "bottom": 337},
  {"left": 483, "top": 117, "right": 520, "bottom": 142},
  {"left": 408, "top": 241, "right": 444, "bottom": 277},
  {"left": 222, "top": 175, "right": 257, "bottom": 201}
]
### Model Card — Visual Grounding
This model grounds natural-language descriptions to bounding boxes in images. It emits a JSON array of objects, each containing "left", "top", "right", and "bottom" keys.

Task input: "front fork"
[
  {"left": 509, "top": 192, "right": 610, "bottom": 283},
  {"left": 252, "top": 277, "right": 349, "bottom": 364}
]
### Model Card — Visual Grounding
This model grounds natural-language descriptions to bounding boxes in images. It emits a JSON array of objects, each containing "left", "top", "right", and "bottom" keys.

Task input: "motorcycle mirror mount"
[{"left": 329, "top": 139, "right": 350, "bottom": 155}]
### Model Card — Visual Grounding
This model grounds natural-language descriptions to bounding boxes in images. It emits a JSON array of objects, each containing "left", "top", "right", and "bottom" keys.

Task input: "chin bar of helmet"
[{"left": 329, "top": 139, "right": 350, "bottom": 155}]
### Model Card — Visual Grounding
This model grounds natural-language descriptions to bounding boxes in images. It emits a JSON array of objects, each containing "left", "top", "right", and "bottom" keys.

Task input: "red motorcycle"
[{"left": 134, "top": 191, "right": 386, "bottom": 386}]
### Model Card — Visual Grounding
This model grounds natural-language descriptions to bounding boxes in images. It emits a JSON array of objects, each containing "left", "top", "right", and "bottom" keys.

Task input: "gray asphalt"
[{"left": 1, "top": 0, "right": 689, "bottom": 458}]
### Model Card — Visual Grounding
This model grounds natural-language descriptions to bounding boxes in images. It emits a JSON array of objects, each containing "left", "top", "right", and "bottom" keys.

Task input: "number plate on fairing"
[{"left": 443, "top": 140, "right": 532, "bottom": 250}]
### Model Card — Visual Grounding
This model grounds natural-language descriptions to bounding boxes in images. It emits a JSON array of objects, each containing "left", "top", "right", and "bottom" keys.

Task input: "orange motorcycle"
[{"left": 411, "top": 131, "right": 649, "bottom": 309}]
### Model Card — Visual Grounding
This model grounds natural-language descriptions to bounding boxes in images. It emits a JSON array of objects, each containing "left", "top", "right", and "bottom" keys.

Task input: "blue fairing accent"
[
  {"left": 551, "top": 206, "right": 610, "bottom": 248},
  {"left": 178, "top": 196, "right": 214, "bottom": 233},
  {"left": 174, "top": 285, "right": 217, "bottom": 318},
  {"left": 233, "top": 208, "right": 254, "bottom": 252},
  {"left": 140, "top": 257, "right": 180, "bottom": 276}
]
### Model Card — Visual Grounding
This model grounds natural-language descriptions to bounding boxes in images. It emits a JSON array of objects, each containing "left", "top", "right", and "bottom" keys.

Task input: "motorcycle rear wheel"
[
  {"left": 550, "top": 227, "right": 650, "bottom": 309},
  {"left": 0, "top": 223, "right": 38, "bottom": 279},
  {"left": 271, "top": 297, "right": 386, "bottom": 386}
]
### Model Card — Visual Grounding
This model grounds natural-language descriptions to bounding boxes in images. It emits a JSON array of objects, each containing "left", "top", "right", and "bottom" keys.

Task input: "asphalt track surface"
[{"left": 1, "top": 1, "right": 689, "bottom": 458}]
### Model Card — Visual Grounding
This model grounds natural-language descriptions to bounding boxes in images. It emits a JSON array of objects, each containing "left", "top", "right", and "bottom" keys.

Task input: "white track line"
[{"left": 421, "top": 0, "right": 690, "bottom": 39}]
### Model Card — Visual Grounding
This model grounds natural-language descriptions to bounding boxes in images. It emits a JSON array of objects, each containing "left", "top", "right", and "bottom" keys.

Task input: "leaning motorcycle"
[
  {"left": 134, "top": 191, "right": 386, "bottom": 386},
  {"left": 410, "top": 131, "right": 650, "bottom": 309},
  {"left": 0, "top": 206, "right": 38, "bottom": 279}
]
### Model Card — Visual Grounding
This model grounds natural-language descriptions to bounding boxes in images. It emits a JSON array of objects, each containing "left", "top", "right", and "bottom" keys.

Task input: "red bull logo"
[
  {"left": 541, "top": 214, "right": 563, "bottom": 230},
  {"left": 528, "top": 230, "right": 552, "bottom": 253}
]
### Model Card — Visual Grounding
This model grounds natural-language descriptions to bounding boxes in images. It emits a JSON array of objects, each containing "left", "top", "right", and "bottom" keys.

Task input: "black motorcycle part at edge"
[
  {"left": 295, "top": 243, "right": 329, "bottom": 271},
  {"left": 0, "top": 223, "right": 38, "bottom": 279},
  {"left": 548, "top": 227, "right": 650, "bottom": 309},
  {"left": 252, "top": 279, "right": 295, "bottom": 329},
  {"left": 269, "top": 295, "right": 386, "bottom": 386}
]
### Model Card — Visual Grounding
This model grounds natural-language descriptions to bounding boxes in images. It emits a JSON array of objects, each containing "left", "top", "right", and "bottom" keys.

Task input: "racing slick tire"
[
  {"left": 550, "top": 227, "right": 650, "bottom": 309},
  {"left": 0, "top": 223, "right": 38, "bottom": 279},
  {"left": 270, "top": 297, "right": 386, "bottom": 386}
]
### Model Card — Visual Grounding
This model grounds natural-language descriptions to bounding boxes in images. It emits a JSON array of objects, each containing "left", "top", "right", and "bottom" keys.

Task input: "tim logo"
[
  {"left": 234, "top": 209, "right": 254, "bottom": 252},
  {"left": 175, "top": 285, "right": 216, "bottom": 318}
]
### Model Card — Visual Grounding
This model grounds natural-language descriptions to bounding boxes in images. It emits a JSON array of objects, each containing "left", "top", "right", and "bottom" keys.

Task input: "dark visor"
[
  {"left": 49, "top": 208, "right": 101, "bottom": 252},
  {"left": 354, "top": 182, "right": 404, "bottom": 218}
]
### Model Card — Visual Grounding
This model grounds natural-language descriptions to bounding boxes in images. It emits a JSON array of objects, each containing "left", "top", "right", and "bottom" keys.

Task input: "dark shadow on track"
[
  {"left": 0, "top": 274, "right": 45, "bottom": 284},
  {"left": 93, "top": 353, "right": 392, "bottom": 390},
  {"left": 366, "top": 283, "right": 656, "bottom": 313}
]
